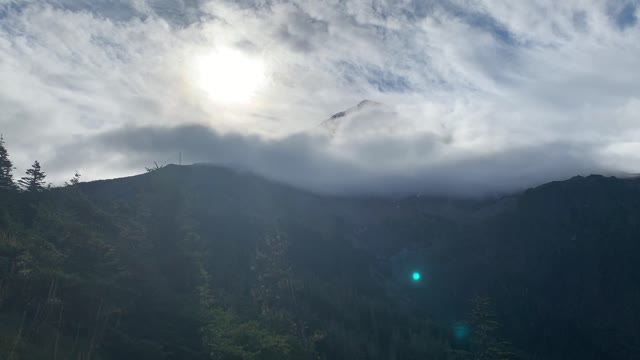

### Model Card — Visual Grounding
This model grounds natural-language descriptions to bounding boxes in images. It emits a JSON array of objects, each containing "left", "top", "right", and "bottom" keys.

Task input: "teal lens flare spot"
[
  {"left": 454, "top": 323, "right": 469, "bottom": 340},
  {"left": 412, "top": 272, "right": 421, "bottom": 281}
]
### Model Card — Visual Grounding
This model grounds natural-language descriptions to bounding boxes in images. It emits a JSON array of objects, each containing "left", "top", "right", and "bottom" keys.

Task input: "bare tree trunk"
[
  {"left": 20, "top": 276, "right": 29, "bottom": 297},
  {"left": 47, "top": 278, "right": 55, "bottom": 301},
  {"left": 99, "top": 314, "right": 110, "bottom": 343},
  {"left": 8, "top": 310, "right": 27, "bottom": 360},
  {"left": 37, "top": 278, "right": 58, "bottom": 334},
  {"left": 70, "top": 321, "right": 81, "bottom": 358},
  {"left": 87, "top": 299, "right": 103, "bottom": 360},
  {"left": 53, "top": 303, "right": 64, "bottom": 360},
  {"left": 287, "top": 278, "right": 308, "bottom": 348},
  {"left": 32, "top": 300, "right": 42, "bottom": 325}
]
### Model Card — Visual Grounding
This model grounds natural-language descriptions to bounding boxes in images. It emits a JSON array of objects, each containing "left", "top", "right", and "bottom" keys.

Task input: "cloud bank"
[{"left": 0, "top": 0, "right": 639, "bottom": 195}]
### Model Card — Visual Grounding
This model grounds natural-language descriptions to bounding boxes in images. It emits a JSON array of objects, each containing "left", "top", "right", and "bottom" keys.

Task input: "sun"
[{"left": 193, "top": 48, "right": 266, "bottom": 104}]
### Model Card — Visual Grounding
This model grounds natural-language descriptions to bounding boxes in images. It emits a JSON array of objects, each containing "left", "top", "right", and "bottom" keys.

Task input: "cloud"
[
  {"left": 47, "top": 121, "right": 603, "bottom": 197},
  {"left": 611, "top": 2, "right": 637, "bottom": 30},
  {"left": 0, "top": 0, "right": 639, "bottom": 195}
]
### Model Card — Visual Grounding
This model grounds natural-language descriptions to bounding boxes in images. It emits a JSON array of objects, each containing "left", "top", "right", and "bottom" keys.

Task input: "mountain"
[
  {"left": 1, "top": 165, "right": 640, "bottom": 359},
  {"left": 317, "top": 100, "right": 395, "bottom": 138}
]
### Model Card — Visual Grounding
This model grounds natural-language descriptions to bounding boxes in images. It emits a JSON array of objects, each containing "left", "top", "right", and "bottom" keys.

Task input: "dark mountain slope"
[
  {"left": 0, "top": 165, "right": 459, "bottom": 360},
  {"left": 494, "top": 175, "right": 640, "bottom": 359},
  {"left": 417, "top": 175, "right": 640, "bottom": 360},
  {"left": 1, "top": 166, "right": 640, "bottom": 359}
]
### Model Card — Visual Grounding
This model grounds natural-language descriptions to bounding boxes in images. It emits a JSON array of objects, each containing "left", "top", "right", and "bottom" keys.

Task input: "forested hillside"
[
  {"left": 1, "top": 150, "right": 640, "bottom": 359},
  {"left": 0, "top": 162, "right": 464, "bottom": 360}
]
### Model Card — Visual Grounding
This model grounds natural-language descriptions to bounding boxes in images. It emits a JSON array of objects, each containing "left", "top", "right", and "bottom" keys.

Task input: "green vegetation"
[
  {"left": 0, "top": 135, "right": 16, "bottom": 192},
  {"left": 17, "top": 161, "right": 47, "bottom": 193},
  {"left": 1, "top": 136, "right": 640, "bottom": 359},
  {"left": 0, "top": 138, "right": 458, "bottom": 359},
  {"left": 468, "top": 296, "right": 512, "bottom": 360}
]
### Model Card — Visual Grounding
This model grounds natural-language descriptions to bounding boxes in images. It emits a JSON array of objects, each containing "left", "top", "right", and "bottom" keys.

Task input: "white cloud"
[{"left": 0, "top": 0, "right": 638, "bottom": 193}]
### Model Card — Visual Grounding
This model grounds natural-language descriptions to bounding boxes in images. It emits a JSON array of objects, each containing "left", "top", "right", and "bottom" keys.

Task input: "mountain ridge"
[
  {"left": 317, "top": 99, "right": 391, "bottom": 137},
  {"left": 2, "top": 164, "right": 640, "bottom": 359}
]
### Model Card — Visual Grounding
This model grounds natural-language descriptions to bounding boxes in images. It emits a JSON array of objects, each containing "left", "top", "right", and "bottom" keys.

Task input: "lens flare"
[{"left": 454, "top": 323, "right": 469, "bottom": 340}]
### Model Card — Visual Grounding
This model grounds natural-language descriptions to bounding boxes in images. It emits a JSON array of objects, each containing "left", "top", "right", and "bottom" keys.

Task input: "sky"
[{"left": 0, "top": 0, "right": 639, "bottom": 196}]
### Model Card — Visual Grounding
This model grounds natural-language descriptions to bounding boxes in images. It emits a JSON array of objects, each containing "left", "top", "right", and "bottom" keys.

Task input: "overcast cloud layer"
[{"left": 1, "top": 0, "right": 639, "bottom": 196}]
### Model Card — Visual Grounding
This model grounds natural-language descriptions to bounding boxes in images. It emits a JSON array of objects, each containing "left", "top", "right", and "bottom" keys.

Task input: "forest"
[{"left": 2, "top": 135, "right": 640, "bottom": 360}]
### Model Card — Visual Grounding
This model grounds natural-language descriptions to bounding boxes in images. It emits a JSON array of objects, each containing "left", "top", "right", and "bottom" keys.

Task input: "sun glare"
[{"left": 194, "top": 48, "right": 266, "bottom": 104}]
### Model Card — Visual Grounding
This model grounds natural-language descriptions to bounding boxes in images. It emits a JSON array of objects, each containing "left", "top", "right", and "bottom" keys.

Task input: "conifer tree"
[
  {"left": 0, "top": 134, "right": 16, "bottom": 191},
  {"left": 469, "top": 295, "right": 512, "bottom": 360},
  {"left": 70, "top": 170, "right": 81, "bottom": 185},
  {"left": 18, "top": 161, "right": 47, "bottom": 193},
  {"left": 66, "top": 170, "right": 81, "bottom": 186}
]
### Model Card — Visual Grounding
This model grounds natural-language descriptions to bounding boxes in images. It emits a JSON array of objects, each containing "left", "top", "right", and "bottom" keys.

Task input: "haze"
[{"left": 1, "top": 0, "right": 639, "bottom": 195}]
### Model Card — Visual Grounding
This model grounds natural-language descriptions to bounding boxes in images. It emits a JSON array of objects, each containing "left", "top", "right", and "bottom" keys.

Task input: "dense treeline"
[
  {"left": 3, "top": 135, "right": 639, "bottom": 359},
  {"left": 0, "top": 136, "right": 480, "bottom": 359}
]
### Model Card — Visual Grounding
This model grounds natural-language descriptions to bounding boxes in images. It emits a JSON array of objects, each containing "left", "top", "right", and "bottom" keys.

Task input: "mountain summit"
[{"left": 317, "top": 100, "right": 393, "bottom": 137}]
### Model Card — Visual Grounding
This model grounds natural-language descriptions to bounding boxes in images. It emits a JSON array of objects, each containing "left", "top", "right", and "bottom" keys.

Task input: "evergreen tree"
[
  {"left": 0, "top": 134, "right": 16, "bottom": 191},
  {"left": 70, "top": 170, "right": 81, "bottom": 185},
  {"left": 18, "top": 161, "right": 46, "bottom": 193},
  {"left": 66, "top": 170, "right": 81, "bottom": 186},
  {"left": 469, "top": 295, "right": 512, "bottom": 360}
]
